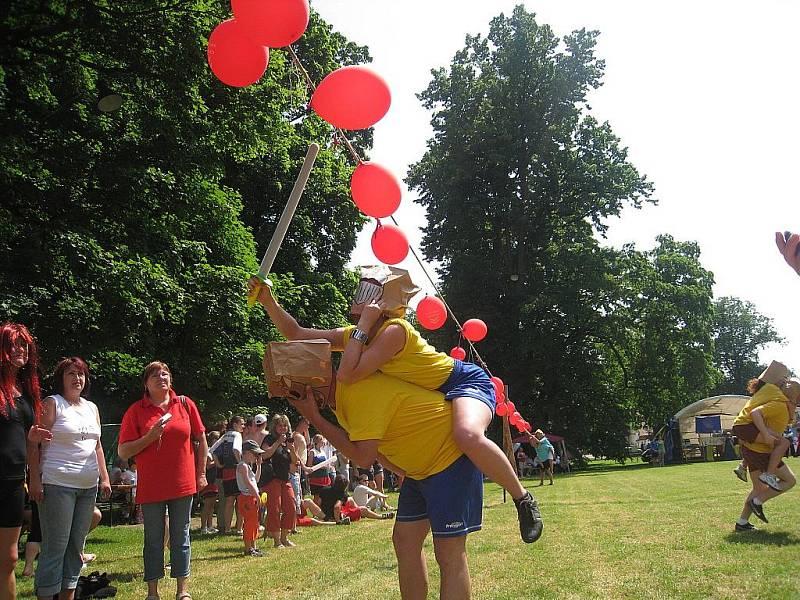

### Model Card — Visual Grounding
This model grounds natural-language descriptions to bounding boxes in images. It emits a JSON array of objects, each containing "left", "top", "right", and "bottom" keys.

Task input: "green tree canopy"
[
  {"left": 712, "top": 296, "right": 784, "bottom": 396},
  {"left": 1, "top": 1, "right": 367, "bottom": 420}
]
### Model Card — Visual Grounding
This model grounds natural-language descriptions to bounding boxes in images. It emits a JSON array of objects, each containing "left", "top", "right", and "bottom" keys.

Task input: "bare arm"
[
  {"left": 95, "top": 407, "right": 111, "bottom": 499},
  {"left": 118, "top": 421, "right": 164, "bottom": 461},
  {"left": 195, "top": 431, "right": 209, "bottom": 489},
  {"left": 337, "top": 317, "right": 405, "bottom": 385},
  {"left": 289, "top": 387, "right": 379, "bottom": 467},
  {"left": 28, "top": 397, "right": 57, "bottom": 502},
  {"left": 776, "top": 231, "right": 800, "bottom": 275},
  {"left": 249, "top": 278, "right": 346, "bottom": 350}
]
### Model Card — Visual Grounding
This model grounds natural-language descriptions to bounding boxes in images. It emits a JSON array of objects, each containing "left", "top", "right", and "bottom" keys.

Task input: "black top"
[
  {"left": 319, "top": 486, "right": 348, "bottom": 521},
  {"left": 0, "top": 393, "right": 34, "bottom": 480},
  {"left": 262, "top": 434, "right": 292, "bottom": 483}
]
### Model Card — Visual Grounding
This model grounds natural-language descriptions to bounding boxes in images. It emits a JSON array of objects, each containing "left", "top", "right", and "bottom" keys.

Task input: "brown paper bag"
[
  {"left": 359, "top": 265, "right": 420, "bottom": 318},
  {"left": 263, "top": 339, "right": 332, "bottom": 398},
  {"left": 758, "top": 360, "right": 790, "bottom": 385}
]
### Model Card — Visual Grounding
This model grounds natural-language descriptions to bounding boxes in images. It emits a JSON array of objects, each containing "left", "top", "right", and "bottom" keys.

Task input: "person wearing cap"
[
  {"left": 732, "top": 376, "right": 799, "bottom": 530},
  {"left": 245, "top": 413, "right": 268, "bottom": 446},
  {"left": 249, "top": 267, "right": 543, "bottom": 545},
  {"left": 236, "top": 440, "right": 265, "bottom": 557}
]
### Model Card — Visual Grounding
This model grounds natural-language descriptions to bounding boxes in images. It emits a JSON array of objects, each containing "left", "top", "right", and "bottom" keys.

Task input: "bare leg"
[
  {"left": 22, "top": 541, "right": 39, "bottom": 577},
  {"left": 0, "top": 526, "right": 21, "bottom": 600},
  {"left": 358, "top": 507, "right": 383, "bottom": 520},
  {"left": 766, "top": 438, "right": 790, "bottom": 475},
  {"left": 433, "top": 534, "right": 470, "bottom": 600},
  {"left": 392, "top": 520, "right": 430, "bottom": 600},
  {"left": 451, "top": 397, "right": 526, "bottom": 500}
]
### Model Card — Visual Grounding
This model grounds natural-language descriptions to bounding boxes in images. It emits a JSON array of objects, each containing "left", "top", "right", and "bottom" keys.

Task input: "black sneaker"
[
  {"left": 734, "top": 522, "right": 756, "bottom": 532},
  {"left": 749, "top": 498, "right": 768, "bottom": 523},
  {"left": 514, "top": 492, "right": 543, "bottom": 543}
]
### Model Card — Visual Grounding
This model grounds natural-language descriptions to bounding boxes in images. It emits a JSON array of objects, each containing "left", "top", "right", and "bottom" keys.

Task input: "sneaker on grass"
[
  {"left": 748, "top": 498, "right": 768, "bottom": 523},
  {"left": 514, "top": 491, "right": 544, "bottom": 543},
  {"left": 758, "top": 472, "right": 782, "bottom": 492},
  {"left": 734, "top": 522, "right": 756, "bottom": 532},
  {"left": 733, "top": 465, "right": 748, "bottom": 483}
]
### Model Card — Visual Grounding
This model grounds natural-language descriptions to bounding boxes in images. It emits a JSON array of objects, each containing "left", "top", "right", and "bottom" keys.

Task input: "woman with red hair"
[{"left": 0, "top": 322, "right": 49, "bottom": 600}]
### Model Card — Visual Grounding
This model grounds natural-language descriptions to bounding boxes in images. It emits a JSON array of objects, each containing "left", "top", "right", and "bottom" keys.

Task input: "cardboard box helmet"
[
  {"left": 263, "top": 339, "right": 333, "bottom": 403},
  {"left": 758, "top": 360, "right": 790, "bottom": 385},
  {"left": 355, "top": 265, "right": 420, "bottom": 318}
]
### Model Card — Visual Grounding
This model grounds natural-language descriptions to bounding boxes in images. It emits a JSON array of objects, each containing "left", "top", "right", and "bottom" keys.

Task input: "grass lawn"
[{"left": 16, "top": 459, "right": 800, "bottom": 599}]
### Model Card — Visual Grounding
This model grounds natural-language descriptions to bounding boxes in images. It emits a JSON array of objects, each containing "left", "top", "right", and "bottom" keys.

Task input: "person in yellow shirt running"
[
  {"left": 271, "top": 340, "right": 484, "bottom": 600},
  {"left": 731, "top": 378, "right": 799, "bottom": 530},
  {"left": 249, "top": 266, "right": 542, "bottom": 544}
]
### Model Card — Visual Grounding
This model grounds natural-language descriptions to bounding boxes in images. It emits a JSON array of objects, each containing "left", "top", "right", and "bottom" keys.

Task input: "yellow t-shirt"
[
  {"left": 733, "top": 383, "right": 788, "bottom": 426},
  {"left": 334, "top": 371, "right": 462, "bottom": 479},
  {"left": 741, "top": 401, "right": 792, "bottom": 454},
  {"left": 344, "top": 318, "right": 455, "bottom": 390}
]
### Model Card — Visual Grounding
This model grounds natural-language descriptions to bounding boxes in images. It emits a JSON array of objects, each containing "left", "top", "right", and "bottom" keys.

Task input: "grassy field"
[{"left": 16, "top": 459, "right": 800, "bottom": 599}]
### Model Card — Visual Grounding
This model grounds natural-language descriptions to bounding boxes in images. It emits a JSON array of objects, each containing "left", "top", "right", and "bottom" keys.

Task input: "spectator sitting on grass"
[
  {"left": 319, "top": 476, "right": 394, "bottom": 524},
  {"left": 352, "top": 473, "right": 394, "bottom": 512}
]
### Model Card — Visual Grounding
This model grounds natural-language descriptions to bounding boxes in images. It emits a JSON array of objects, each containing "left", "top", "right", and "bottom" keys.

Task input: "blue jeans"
[
  {"left": 289, "top": 472, "right": 301, "bottom": 514},
  {"left": 141, "top": 495, "right": 193, "bottom": 581},
  {"left": 35, "top": 484, "right": 98, "bottom": 596}
]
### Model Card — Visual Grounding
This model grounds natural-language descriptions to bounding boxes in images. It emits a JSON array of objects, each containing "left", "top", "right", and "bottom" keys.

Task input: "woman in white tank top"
[{"left": 28, "top": 357, "right": 111, "bottom": 600}]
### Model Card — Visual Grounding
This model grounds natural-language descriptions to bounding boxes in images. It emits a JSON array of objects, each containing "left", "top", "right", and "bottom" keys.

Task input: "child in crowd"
[
  {"left": 200, "top": 431, "right": 220, "bottom": 534},
  {"left": 249, "top": 266, "right": 543, "bottom": 543},
  {"left": 237, "top": 440, "right": 265, "bottom": 557}
]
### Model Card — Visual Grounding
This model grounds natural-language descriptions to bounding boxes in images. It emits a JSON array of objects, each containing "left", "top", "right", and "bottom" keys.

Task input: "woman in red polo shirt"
[{"left": 118, "top": 362, "right": 207, "bottom": 600}]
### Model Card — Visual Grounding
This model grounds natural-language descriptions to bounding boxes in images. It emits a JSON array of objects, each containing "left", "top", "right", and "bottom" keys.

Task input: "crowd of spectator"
[{"left": 1, "top": 331, "right": 396, "bottom": 600}]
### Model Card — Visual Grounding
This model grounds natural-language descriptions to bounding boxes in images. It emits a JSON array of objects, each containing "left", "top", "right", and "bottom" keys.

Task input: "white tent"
[{"left": 673, "top": 395, "right": 748, "bottom": 438}]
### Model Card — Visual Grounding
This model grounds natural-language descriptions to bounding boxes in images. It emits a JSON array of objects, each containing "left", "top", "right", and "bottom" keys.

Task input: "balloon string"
[{"left": 287, "top": 44, "right": 493, "bottom": 378}]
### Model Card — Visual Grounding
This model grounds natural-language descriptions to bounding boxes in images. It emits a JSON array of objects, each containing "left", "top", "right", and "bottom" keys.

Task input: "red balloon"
[
  {"left": 495, "top": 402, "right": 508, "bottom": 417},
  {"left": 506, "top": 401, "right": 516, "bottom": 415},
  {"left": 311, "top": 66, "right": 391, "bottom": 130},
  {"left": 496, "top": 391, "right": 505, "bottom": 404},
  {"left": 509, "top": 412, "right": 522, "bottom": 426},
  {"left": 371, "top": 222, "right": 408, "bottom": 265},
  {"left": 514, "top": 420, "right": 527, "bottom": 432},
  {"left": 450, "top": 346, "right": 466, "bottom": 360},
  {"left": 490, "top": 376, "right": 504, "bottom": 398},
  {"left": 351, "top": 162, "right": 401, "bottom": 218},
  {"left": 416, "top": 296, "right": 447, "bottom": 330},
  {"left": 207, "top": 19, "right": 269, "bottom": 87},
  {"left": 231, "top": 0, "right": 309, "bottom": 47},
  {"left": 462, "top": 318, "right": 487, "bottom": 342}
]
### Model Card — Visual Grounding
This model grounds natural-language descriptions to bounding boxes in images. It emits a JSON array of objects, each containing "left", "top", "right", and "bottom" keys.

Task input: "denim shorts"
[
  {"left": 396, "top": 455, "right": 483, "bottom": 538},
  {"left": 437, "top": 360, "right": 496, "bottom": 413}
]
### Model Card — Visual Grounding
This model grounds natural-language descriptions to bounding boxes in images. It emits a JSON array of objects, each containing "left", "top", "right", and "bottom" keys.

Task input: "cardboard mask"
[
  {"left": 263, "top": 339, "right": 332, "bottom": 400},
  {"left": 357, "top": 265, "right": 420, "bottom": 318},
  {"left": 759, "top": 360, "right": 790, "bottom": 385}
]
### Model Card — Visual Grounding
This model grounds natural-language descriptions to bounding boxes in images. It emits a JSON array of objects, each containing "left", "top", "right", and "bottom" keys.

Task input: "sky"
[{"left": 312, "top": 0, "right": 799, "bottom": 371}]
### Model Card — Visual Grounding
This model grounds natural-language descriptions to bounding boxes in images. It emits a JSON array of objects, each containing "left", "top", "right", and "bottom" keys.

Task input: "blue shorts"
[
  {"left": 438, "top": 360, "right": 496, "bottom": 413},
  {"left": 396, "top": 455, "right": 483, "bottom": 538}
]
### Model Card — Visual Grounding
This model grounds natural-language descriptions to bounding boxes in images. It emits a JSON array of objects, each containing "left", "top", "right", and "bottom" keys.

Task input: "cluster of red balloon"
[
  {"left": 493, "top": 375, "right": 532, "bottom": 433},
  {"left": 207, "top": 0, "right": 310, "bottom": 87},
  {"left": 206, "top": 5, "right": 517, "bottom": 427}
]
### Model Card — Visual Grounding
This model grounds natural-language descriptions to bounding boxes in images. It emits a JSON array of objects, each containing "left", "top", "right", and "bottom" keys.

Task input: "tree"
[
  {"left": 712, "top": 296, "right": 784, "bottom": 395},
  {"left": 407, "top": 5, "right": 655, "bottom": 457},
  {"left": 0, "top": 1, "right": 367, "bottom": 419},
  {"left": 617, "top": 236, "right": 719, "bottom": 427}
]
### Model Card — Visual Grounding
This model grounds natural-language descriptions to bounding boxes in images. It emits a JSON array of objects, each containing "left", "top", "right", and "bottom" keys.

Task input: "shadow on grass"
[
  {"left": 724, "top": 530, "right": 800, "bottom": 546},
  {"left": 106, "top": 571, "right": 138, "bottom": 583},
  {"left": 192, "top": 551, "right": 252, "bottom": 562},
  {"left": 556, "top": 461, "right": 713, "bottom": 478}
]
